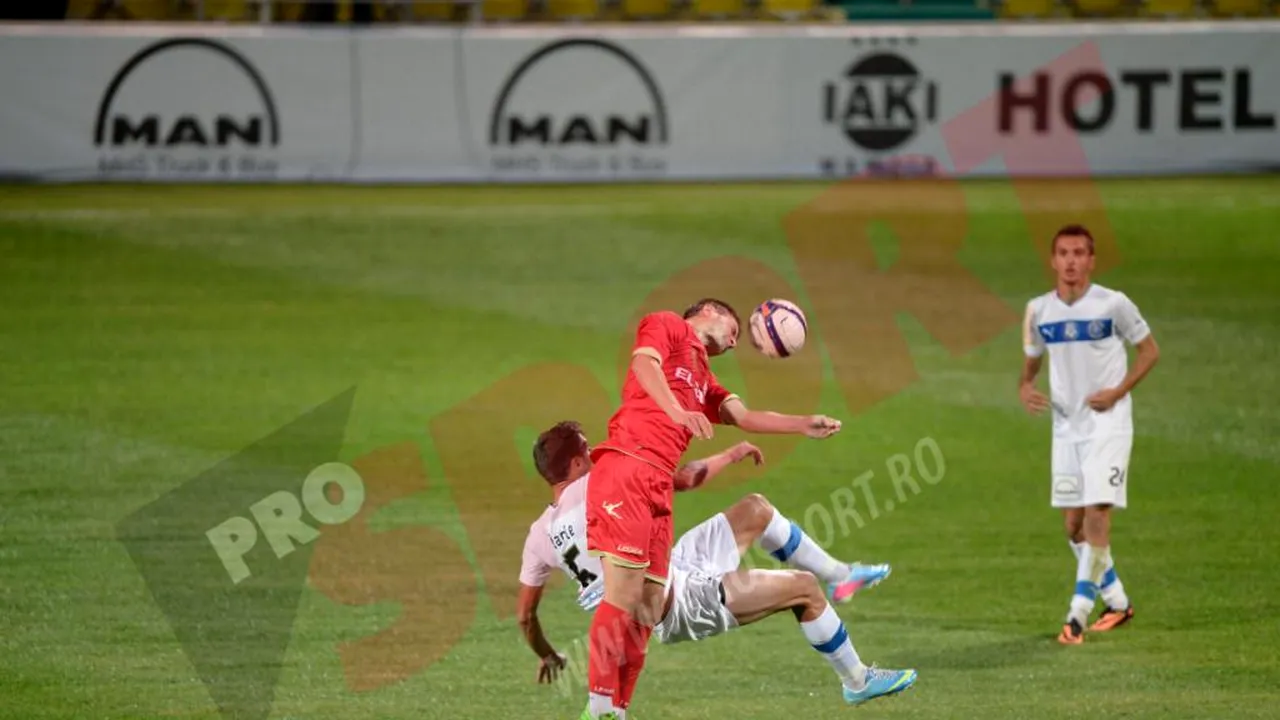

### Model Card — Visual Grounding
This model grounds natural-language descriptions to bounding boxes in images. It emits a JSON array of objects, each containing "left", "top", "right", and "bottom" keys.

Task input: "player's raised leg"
[
  {"left": 731, "top": 493, "right": 889, "bottom": 603},
  {"left": 722, "top": 568, "right": 916, "bottom": 705}
]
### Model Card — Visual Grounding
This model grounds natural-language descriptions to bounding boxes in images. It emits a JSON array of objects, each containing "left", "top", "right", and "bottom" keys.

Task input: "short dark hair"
[
  {"left": 681, "top": 298, "right": 741, "bottom": 325},
  {"left": 1052, "top": 224, "right": 1095, "bottom": 254},
  {"left": 532, "top": 420, "right": 586, "bottom": 484}
]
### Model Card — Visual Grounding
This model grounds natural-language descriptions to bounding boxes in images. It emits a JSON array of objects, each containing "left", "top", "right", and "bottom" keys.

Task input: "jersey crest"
[{"left": 1037, "top": 318, "right": 1113, "bottom": 344}]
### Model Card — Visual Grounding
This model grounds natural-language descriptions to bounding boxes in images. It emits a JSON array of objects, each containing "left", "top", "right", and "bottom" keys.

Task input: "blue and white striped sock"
[
  {"left": 1068, "top": 545, "right": 1098, "bottom": 626},
  {"left": 759, "top": 511, "right": 849, "bottom": 584},
  {"left": 1097, "top": 547, "right": 1130, "bottom": 610},
  {"left": 800, "top": 605, "right": 867, "bottom": 691}
]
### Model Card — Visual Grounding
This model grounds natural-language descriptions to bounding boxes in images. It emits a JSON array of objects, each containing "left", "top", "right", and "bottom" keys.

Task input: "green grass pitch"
[{"left": 1, "top": 178, "right": 1278, "bottom": 719}]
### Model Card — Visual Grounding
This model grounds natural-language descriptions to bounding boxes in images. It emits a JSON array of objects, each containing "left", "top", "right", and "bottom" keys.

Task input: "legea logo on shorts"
[
  {"left": 487, "top": 38, "right": 668, "bottom": 177},
  {"left": 93, "top": 37, "right": 280, "bottom": 179}
]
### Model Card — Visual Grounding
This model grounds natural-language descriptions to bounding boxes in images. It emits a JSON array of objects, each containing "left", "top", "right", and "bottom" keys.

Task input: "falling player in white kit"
[
  {"left": 1019, "top": 224, "right": 1161, "bottom": 645},
  {"left": 516, "top": 421, "right": 918, "bottom": 712}
]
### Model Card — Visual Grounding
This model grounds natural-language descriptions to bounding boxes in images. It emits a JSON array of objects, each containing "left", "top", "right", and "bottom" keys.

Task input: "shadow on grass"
[{"left": 885, "top": 634, "right": 1062, "bottom": 671}]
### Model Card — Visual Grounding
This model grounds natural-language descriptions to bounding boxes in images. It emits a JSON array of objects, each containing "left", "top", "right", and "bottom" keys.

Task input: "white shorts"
[
  {"left": 653, "top": 513, "right": 740, "bottom": 645},
  {"left": 1051, "top": 434, "right": 1132, "bottom": 509}
]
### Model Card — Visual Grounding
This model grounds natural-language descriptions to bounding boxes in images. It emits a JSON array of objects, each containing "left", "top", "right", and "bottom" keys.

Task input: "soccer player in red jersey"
[{"left": 582, "top": 298, "right": 843, "bottom": 720}]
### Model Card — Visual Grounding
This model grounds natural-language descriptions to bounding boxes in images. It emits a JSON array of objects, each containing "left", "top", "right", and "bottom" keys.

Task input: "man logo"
[
  {"left": 94, "top": 37, "right": 280, "bottom": 178},
  {"left": 822, "top": 48, "right": 939, "bottom": 153},
  {"left": 487, "top": 39, "right": 668, "bottom": 176}
]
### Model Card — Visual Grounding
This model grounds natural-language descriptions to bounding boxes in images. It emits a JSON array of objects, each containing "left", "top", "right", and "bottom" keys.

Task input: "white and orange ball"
[{"left": 748, "top": 299, "right": 808, "bottom": 358}]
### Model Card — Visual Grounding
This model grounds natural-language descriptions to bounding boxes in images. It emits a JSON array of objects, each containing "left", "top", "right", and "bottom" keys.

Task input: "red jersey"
[{"left": 593, "top": 311, "right": 736, "bottom": 473}]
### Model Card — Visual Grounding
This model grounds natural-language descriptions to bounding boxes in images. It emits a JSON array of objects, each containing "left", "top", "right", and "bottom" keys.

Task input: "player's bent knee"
[
  {"left": 787, "top": 570, "right": 826, "bottom": 622},
  {"left": 791, "top": 570, "right": 825, "bottom": 604},
  {"left": 744, "top": 492, "right": 773, "bottom": 512},
  {"left": 724, "top": 493, "right": 775, "bottom": 544},
  {"left": 742, "top": 492, "right": 774, "bottom": 528}
]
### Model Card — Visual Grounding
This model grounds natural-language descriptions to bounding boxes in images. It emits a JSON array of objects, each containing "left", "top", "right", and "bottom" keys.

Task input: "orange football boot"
[
  {"left": 1090, "top": 605, "right": 1134, "bottom": 632},
  {"left": 1058, "top": 618, "right": 1084, "bottom": 645}
]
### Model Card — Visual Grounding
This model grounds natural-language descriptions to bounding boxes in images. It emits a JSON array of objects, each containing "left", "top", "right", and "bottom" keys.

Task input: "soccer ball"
[{"left": 748, "top": 299, "right": 808, "bottom": 358}]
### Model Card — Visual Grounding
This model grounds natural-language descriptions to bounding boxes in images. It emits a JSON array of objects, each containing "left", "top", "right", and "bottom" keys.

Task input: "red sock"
[
  {"left": 588, "top": 601, "right": 630, "bottom": 706},
  {"left": 614, "top": 619, "right": 652, "bottom": 710}
]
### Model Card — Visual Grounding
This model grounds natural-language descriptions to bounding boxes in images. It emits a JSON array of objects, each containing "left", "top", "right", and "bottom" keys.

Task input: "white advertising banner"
[
  {"left": 0, "top": 26, "right": 357, "bottom": 181},
  {"left": 453, "top": 33, "right": 792, "bottom": 182},
  {"left": 778, "top": 25, "right": 1280, "bottom": 179},
  {"left": 350, "top": 32, "right": 472, "bottom": 181},
  {"left": 0, "top": 22, "right": 1276, "bottom": 182}
]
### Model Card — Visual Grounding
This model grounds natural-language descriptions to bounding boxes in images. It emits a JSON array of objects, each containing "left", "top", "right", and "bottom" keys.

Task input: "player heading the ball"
[{"left": 581, "top": 298, "right": 842, "bottom": 720}]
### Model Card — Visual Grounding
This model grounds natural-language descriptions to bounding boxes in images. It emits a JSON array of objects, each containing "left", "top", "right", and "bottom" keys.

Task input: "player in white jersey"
[
  {"left": 1019, "top": 224, "right": 1161, "bottom": 645},
  {"left": 516, "top": 421, "right": 917, "bottom": 712}
]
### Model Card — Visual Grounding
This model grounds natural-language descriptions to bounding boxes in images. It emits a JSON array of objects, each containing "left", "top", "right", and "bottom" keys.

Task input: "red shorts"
[{"left": 586, "top": 450, "right": 675, "bottom": 584}]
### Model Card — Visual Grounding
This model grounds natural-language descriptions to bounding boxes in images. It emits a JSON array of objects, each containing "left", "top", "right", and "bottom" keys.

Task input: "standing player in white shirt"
[
  {"left": 516, "top": 421, "right": 916, "bottom": 713},
  {"left": 1019, "top": 224, "right": 1160, "bottom": 645}
]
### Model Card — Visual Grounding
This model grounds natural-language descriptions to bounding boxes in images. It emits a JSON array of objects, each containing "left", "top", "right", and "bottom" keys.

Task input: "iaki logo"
[{"left": 117, "top": 40, "right": 1121, "bottom": 719}]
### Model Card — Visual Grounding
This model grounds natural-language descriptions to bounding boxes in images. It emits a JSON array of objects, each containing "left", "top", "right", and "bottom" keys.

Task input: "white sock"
[
  {"left": 588, "top": 692, "right": 615, "bottom": 718},
  {"left": 1095, "top": 545, "right": 1130, "bottom": 610},
  {"left": 1067, "top": 544, "right": 1097, "bottom": 626},
  {"left": 800, "top": 605, "right": 867, "bottom": 691},
  {"left": 759, "top": 509, "right": 849, "bottom": 584}
]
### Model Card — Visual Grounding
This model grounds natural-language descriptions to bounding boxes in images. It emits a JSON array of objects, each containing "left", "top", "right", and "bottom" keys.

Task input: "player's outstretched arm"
[
  {"left": 516, "top": 583, "right": 566, "bottom": 684},
  {"left": 674, "top": 441, "right": 764, "bottom": 492},
  {"left": 718, "top": 397, "right": 841, "bottom": 439}
]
